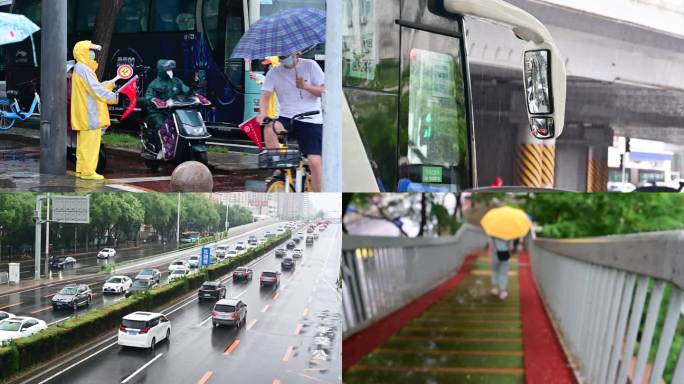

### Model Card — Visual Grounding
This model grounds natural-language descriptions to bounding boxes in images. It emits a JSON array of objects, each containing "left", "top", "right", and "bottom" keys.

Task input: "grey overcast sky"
[{"left": 309, "top": 193, "right": 341, "bottom": 216}]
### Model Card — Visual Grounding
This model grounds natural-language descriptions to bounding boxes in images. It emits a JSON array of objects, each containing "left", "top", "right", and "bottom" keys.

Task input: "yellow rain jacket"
[
  {"left": 71, "top": 40, "right": 118, "bottom": 178},
  {"left": 71, "top": 40, "right": 118, "bottom": 131}
]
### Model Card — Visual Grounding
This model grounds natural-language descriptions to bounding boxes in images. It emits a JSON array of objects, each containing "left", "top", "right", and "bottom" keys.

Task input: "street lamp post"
[
  {"left": 322, "top": 0, "right": 342, "bottom": 192},
  {"left": 176, "top": 193, "right": 181, "bottom": 244}
]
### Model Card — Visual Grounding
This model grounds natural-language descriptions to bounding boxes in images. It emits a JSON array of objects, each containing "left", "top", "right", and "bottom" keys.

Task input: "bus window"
[
  {"left": 202, "top": 0, "right": 219, "bottom": 50},
  {"left": 224, "top": 0, "right": 246, "bottom": 93},
  {"left": 259, "top": 0, "right": 325, "bottom": 17},
  {"left": 151, "top": 0, "right": 196, "bottom": 32},
  {"left": 13, "top": 0, "right": 41, "bottom": 25},
  {"left": 401, "top": 0, "right": 461, "bottom": 33},
  {"left": 115, "top": 0, "right": 150, "bottom": 33},
  {"left": 400, "top": 28, "right": 468, "bottom": 189},
  {"left": 76, "top": 0, "right": 98, "bottom": 32}
]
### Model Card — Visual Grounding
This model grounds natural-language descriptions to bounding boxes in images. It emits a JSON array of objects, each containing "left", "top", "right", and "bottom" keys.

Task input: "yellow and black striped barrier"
[{"left": 517, "top": 143, "right": 555, "bottom": 188}]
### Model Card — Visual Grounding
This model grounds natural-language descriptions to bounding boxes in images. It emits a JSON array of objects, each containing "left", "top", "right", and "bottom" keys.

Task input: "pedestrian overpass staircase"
[{"left": 342, "top": 226, "right": 684, "bottom": 384}]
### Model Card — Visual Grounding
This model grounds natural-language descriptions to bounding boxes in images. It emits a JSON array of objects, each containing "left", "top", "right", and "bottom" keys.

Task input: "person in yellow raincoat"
[{"left": 71, "top": 40, "right": 119, "bottom": 180}]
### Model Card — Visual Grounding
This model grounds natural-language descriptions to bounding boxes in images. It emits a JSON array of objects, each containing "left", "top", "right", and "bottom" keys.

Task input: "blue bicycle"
[{"left": 0, "top": 90, "right": 41, "bottom": 130}]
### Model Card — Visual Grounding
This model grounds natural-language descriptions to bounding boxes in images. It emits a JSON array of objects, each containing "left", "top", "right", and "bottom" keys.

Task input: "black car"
[
  {"left": 281, "top": 257, "right": 295, "bottom": 271},
  {"left": 293, "top": 237, "right": 301, "bottom": 244},
  {"left": 198, "top": 281, "right": 227, "bottom": 300},
  {"left": 49, "top": 256, "right": 77, "bottom": 269},
  {"left": 125, "top": 279, "right": 157, "bottom": 297},
  {"left": 232, "top": 267, "right": 253, "bottom": 282},
  {"left": 286, "top": 241, "right": 296, "bottom": 250},
  {"left": 51, "top": 284, "right": 92, "bottom": 310},
  {"left": 275, "top": 248, "right": 286, "bottom": 258}
]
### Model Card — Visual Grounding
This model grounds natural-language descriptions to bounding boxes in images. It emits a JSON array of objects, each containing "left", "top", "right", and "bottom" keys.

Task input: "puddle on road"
[{"left": 306, "top": 309, "right": 341, "bottom": 372}]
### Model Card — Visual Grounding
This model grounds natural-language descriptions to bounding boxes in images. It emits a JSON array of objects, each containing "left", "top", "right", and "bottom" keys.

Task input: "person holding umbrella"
[
  {"left": 230, "top": 8, "right": 326, "bottom": 192},
  {"left": 480, "top": 206, "right": 532, "bottom": 300}
]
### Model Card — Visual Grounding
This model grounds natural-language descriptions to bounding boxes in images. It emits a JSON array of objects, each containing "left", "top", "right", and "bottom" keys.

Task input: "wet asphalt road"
[
  {"left": 0, "top": 222, "right": 288, "bottom": 325},
  {"left": 21, "top": 225, "right": 342, "bottom": 384}
]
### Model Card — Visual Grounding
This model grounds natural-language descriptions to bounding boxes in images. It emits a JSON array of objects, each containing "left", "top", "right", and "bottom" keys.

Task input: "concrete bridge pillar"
[
  {"left": 554, "top": 124, "right": 614, "bottom": 191},
  {"left": 516, "top": 125, "right": 556, "bottom": 188}
]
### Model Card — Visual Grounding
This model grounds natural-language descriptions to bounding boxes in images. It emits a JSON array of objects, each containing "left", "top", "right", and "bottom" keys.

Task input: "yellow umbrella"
[{"left": 480, "top": 206, "right": 532, "bottom": 241}]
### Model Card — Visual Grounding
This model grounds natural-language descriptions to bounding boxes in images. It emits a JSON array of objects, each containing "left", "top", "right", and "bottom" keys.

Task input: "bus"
[
  {"left": 179, "top": 231, "right": 201, "bottom": 243},
  {"left": 342, "top": 0, "right": 567, "bottom": 192},
  {"left": 3, "top": 0, "right": 325, "bottom": 143}
]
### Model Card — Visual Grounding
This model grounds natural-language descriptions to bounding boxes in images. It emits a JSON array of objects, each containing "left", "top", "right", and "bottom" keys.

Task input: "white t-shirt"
[{"left": 262, "top": 59, "right": 324, "bottom": 124}]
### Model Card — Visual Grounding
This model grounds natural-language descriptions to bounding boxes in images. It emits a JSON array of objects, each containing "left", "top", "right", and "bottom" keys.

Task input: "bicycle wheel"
[
  {"left": 266, "top": 176, "right": 295, "bottom": 193},
  {"left": 0, "top": 106, "right": 16, "bottom": 130}
]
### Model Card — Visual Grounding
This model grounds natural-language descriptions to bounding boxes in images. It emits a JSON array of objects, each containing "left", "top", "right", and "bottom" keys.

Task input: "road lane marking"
[
  {"left": 121, "top": 352, "right": 164, "bottom": 383},
  {"left": 302, "top": 308, "right": 309, "bottom": 316},
  {"left": 198, "top": 315, "right": 213, "bottom": 327},
  {"left": 196, "top": 371, "right": 213, "bottom": 384},
  {"left": 273, "top": 380, "right": 281, "bottom": 384},
  {"left": 235, "top": 289, "right": 248, "bottom": 298},
  {"left": 0, "top": 302, "right": 22, "bottom": 310},
  {"left": 261, "top": 304, "right": 270, "bottom": 313},
  {"left": 30, "top": 305, "right": 53, "bottom": 314},
  {"left": 224, "top": 339, "right": 240, "bottom": 356},
  {"left": 272, "top": 292, "right": 280, "bottom": 300},
  {"left": 37, "top": 341, "right": 119, "bottom": 384},
  {"left": 247, "top": 319, "right": 257, "bottom": 330},
  {"left": 295, "top": 323, "right": 302, "bottom": 335},
  {"left": 282, "top": 346, "right": 294, "bottom": 362}
]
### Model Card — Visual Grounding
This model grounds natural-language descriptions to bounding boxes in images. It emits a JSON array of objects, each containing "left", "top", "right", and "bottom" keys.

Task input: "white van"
[{"left": 118, "top": 312, "right": 171, "bottom": 350}]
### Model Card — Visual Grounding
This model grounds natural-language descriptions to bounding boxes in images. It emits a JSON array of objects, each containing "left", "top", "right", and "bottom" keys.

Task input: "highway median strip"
[{"left": 0, "top": 230, "right": 293, "bottom": 383}]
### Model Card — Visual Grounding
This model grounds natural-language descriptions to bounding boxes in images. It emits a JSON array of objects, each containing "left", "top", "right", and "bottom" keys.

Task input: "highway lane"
[
  {"left": 0, "top": 221, "right": 291, "bottom": 325},
  {"left": 21, "top": 224, "right": 341, "bottom": 384}
]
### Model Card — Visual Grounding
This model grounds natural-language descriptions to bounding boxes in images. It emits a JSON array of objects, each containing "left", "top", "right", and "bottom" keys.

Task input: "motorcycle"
[{"left": 140, "top": 94, "right": 212, "bottom": 171}]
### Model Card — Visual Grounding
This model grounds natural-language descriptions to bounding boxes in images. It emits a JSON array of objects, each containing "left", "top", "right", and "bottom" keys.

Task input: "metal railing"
[
  {"left": 342, "top": 224, "right": 488, "bottom": 338},
  {"left": 529, "top": 231, "right": 684, "bottom": 384}
]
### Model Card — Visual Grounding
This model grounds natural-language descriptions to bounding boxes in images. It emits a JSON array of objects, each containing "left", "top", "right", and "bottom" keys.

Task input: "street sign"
[
  {"left": 200, "top": 247, "right": 212, "bottom": 267},
  {"left": 51, "top": 196, "right": 90, "bottom": 223},
  {"left": 116, "top": 64, "right": 134, "bottom": 80}
]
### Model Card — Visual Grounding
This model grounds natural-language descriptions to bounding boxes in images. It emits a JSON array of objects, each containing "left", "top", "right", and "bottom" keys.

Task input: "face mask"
[
  {"left": 89, "top": 51, "right": 96, "bottom": 60},
  {"left": 166, "top": 70, "right": 174, "bottom": 79},
  {"left": 282, "top": 56, "right": 295, "bottom": 67}
]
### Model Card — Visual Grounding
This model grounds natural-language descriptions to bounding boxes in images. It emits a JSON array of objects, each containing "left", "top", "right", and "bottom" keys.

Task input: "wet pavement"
[
  {"left": 21, "top": 224, "right": 342, "bottom": 384},
  {"left": 344, "top": 251, "right": 524, "bottom": 384},
  {"left": 0, "top": 133, "right": 272, "bottom": 192},
  {"left": 0, "top": 222, "right": 285, "bottom": 326}
]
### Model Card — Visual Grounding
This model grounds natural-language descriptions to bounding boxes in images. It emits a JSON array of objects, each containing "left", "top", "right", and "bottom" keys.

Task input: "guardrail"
[
  {"left": 341, "top": 224, "right": 488, "bottom": 338},
  {"left": 529, "top": 231, "right": 684, "bottom": 384}
]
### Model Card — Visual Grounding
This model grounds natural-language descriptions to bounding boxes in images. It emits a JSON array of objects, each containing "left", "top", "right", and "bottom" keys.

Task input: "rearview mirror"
[{"left": 522, "top": 45, "right": 566, "bottom": 140}]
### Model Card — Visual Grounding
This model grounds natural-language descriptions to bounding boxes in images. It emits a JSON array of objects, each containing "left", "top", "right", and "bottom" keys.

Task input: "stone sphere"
[{"left": 170, "top": 161, "right": 213, "bottom": 192}]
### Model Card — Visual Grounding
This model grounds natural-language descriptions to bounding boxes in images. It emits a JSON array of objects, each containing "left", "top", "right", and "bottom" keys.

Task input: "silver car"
[{"left": 211, "top": 299, "right": 247, "bottom": 328}]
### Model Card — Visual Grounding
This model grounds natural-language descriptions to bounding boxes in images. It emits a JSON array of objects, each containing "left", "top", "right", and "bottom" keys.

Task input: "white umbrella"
[{"left": 0, "top": 12, "right": 40, "bottom": 66}]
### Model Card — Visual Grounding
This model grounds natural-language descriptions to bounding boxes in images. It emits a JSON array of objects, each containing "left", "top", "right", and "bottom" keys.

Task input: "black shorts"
[{"left": 276, "top": 116, "right": 322, "bottom": 157}]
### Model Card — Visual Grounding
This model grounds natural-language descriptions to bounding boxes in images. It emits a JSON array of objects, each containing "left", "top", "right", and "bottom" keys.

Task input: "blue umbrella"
[
  {"left": 0, "top": 12, "right": 40, "bottom": 66},
  {"left": 230, "top": 8, "right": 325, "bottom": 60}
]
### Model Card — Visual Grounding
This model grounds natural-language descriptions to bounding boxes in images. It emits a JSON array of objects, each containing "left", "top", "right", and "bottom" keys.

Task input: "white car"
[
  {"left": 97, "top": 248, "right": 116, "bottom": 259},
  {"left": 168, "top": 268, "right": 190, "bottom": 282},
  {"left": 215, "top": 246, "right": 228, "bottom": 259},
  {"left": 168, "top": 260, "right": 188, "bottom": 272},
  {"left": 226, "top": 250, "right": 239, "bottom": 259},
  {"left": 235, "top": 242, "right": 246, "bottom": 251},
  {"left": 187, "top": 256, "right": 200, "bottom": 268},
  {"left": 293, "top": 248, "right": 303, "bottom": 258},
  {"left": 0, "top": 311, "right": 15, "bottom": 321},
  {"left": 118, "top": 312, "right": 171, "bottom": 350},
  {"left": 0, "top": 317, "right": 47, "bottom": 346},
  {"left": 102, "top": 275, "right": 133, "bottom": 294}
]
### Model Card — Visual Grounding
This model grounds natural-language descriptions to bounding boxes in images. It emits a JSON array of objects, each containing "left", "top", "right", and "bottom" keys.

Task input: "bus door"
[{"left": 397, "top": 23, "right": 471, "bottom": 192}]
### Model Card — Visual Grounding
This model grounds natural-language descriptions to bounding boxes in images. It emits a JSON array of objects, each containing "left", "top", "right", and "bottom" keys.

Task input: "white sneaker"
[
  {"left": 491, "top": 287, "right": 499, "bottom": 296},
  {"left": 499, "top": 290, "right": 508, "bottom": 300}
]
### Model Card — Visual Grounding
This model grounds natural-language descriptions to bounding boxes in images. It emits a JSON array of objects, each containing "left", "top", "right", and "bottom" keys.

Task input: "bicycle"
[
  {"left": 258, "top": 111, "right": 320, "bottom": 193},
  {"left": 0, "top": 89, "right": 41, "bottom": 130}
]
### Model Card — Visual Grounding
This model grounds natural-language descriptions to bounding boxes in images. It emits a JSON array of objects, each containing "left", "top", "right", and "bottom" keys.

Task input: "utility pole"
[
  {"left": 44, "top": 193, "right": 50, "bottom": 277},
  {"left": 39, "top": 1, "right": 67, "bottom": 175},
  {"left": 322, "top": 0, "right": 342, "bottom": 192},
  {"left": 34, "top": 196, "right": 43, "bottom": 280},
  {"left": 225, "top": 204, "right": 229, "bottom": 233},
  {"left": 176, "top": 193, "right": 181, "bottom": 244}
]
